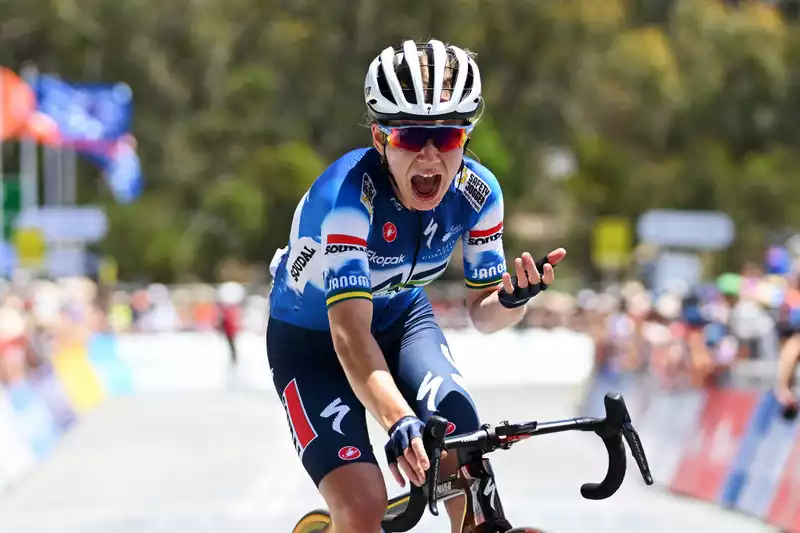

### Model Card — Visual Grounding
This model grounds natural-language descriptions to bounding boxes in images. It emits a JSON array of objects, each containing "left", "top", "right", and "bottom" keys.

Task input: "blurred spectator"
[{"left": 217, "top": 282, "right": 245, "bottom": 367}]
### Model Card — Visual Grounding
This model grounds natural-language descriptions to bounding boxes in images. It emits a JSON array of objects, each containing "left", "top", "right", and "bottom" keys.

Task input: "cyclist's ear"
[{"left": 371, "top": 124, "right": 385, "bottom": 155}]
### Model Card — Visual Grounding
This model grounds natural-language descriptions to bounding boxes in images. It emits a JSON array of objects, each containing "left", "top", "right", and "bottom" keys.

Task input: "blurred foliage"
[{"left": 2, "top": 0, "right": 800, "bottom": 281}]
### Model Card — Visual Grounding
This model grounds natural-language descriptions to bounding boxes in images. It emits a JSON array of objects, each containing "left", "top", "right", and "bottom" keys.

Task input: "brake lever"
[
  {"left": 428, "top": 445, "right": 443, "bottom": 516},
  {"left": 621, "top": 422, "right": 653, "bottom": 486},
  {"left": 422, "top": 416, "right": 448, "bottom": 517}
]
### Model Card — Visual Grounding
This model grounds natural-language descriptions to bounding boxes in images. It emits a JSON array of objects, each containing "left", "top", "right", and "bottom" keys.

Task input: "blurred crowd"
[{"left": 2, "top": 246, "right": 800, "bottom": 411}]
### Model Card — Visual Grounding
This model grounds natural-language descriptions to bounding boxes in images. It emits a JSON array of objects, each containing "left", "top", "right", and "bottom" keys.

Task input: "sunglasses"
[{"left": 378, "top": 124, "right": 473, "bottom": 153}]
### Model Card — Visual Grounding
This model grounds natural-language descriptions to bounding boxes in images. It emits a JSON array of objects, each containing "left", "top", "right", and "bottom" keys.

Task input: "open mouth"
[{"left": 411, "top": 174, "right": 442, "bottom": 201}]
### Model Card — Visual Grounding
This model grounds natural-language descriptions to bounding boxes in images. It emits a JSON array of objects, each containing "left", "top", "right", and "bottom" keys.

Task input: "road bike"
[{"left": 292, "top": 393, "right": 653, "bottom": 532}]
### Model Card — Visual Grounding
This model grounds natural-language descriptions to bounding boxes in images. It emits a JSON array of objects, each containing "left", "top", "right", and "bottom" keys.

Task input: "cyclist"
[{"left": 267, "top": 39, "right": 566, "bottom": 533}]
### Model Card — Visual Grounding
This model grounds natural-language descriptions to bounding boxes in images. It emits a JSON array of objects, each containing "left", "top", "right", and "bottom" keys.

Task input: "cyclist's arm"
[
  {"left": 466, "top": 286, "right": 525, "bottom": 334},
  {"left": 322, "top": 171, "right": 414, "bottom": 431},
  {"left": 328, "top": 300, "right": 415, "bottom": 430},
  {"left": 460, "top": 168, "right": 524, "bottom": 333}
]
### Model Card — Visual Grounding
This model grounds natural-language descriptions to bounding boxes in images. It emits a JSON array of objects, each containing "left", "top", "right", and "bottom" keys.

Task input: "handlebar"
[{"left": 381, "top": 393, "right": 653, "bottom": 532}]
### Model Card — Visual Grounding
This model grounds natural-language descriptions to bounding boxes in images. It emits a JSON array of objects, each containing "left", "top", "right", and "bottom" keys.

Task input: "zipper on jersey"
[{"left": 401, "top": 212, "right": 423, "bottom": 289}]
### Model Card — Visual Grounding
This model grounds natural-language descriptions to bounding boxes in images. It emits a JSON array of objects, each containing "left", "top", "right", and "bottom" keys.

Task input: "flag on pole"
[{"left": 0, "top": 68, "right": 36, "bottom": 141}]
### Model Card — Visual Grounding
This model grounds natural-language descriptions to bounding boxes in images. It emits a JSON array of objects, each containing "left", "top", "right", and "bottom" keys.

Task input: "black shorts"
[{"left": 266, "top": 293, "right": 480, "bottom": 486}]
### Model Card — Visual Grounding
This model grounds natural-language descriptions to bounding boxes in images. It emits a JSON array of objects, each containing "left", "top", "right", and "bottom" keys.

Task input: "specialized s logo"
[
  {"left": 360, "top": 173, "right": 376, "bottom": 219},
  {"left": 458, "top": 168, "right": 491, "bottom": 212},
  {"left": 423, "top": 218, "right": 438, "bottom": 249},
  {"left": 325, "top": 234, "right": 367, "bottom": 254},
  {"left": 467, "top": 222, "right": 503, "bottom": 246}
]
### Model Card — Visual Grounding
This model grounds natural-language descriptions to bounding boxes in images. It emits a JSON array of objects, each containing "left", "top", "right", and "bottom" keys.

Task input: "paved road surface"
[{"left": 0, "top": 384, "right": 778, "bottom": 533}]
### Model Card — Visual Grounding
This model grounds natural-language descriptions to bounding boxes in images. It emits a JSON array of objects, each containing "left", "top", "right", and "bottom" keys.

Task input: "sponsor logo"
[
  {"left": 470, "top": 263, "right": 506, "bottom": 280},
  {"left": 326, "top": 244, "right": 365, "bottom": 254},
  {"left": 421, "top": 244, "right": 457, "bottom": 261},
  {"left": 383, "top": 222, "right": 398, "bottom": 242},
  {"left": 338, "top": 446, "right": 362, "bottom": 461},
  {"left": 290, "top": 245, "right": 316, "bottom": 282},
  {"left": 436, "top": 481, "right": 453, "bottom": 495},
  {"left": 467, "top": 222, "right": 503, "bottom": 246},
  {"left": 458, "top": 168, "right": 491, "bottom": 212},
  {"left": 441, "top": 225, "right": 463, "bottom": 242},
  {"left": 423, "top": 218, "right": 438, "bottom": 249},
  {"left": 328, "top": 274, "right": 371, "bottom": 291},
  {"left": 367, "top": 250, "right": 406, "bottom": 266},
  {"left": 446, "top": 421, "right": 457, "bottom": 435},
  {"left": 417, "top": 371, "right": 442, "bottom": 411},
  {"left": 467, "top": 233, "right": 503, "bottom": 246},
  {"left": 281, "top": 379, "right": 318, "bottom": 459},
  {"left": 320, "top": 398, "right": 351, "bottom": 436},
  {"left": 325, "top": 234, "right": 367, "bottom": 255},
  {"left": 360, "top": 173, "right": 376, "bottom": 218}
]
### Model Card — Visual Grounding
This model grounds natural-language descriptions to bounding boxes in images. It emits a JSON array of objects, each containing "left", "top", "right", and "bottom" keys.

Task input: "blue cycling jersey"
[{"left": 268, "top": 147, "right": 507, "bottom": 332}]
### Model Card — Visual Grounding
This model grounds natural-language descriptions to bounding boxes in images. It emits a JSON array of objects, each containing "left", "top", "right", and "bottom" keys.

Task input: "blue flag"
[
  {"left": 35, "top": 75, "right": 142, "bottom": 203},
  {"left": 34, "top": 75, "right": 133, "bottom": 147}
]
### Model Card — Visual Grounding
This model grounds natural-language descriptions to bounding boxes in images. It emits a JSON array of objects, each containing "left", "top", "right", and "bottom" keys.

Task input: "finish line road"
[{"left": 0, "top": 385, "right": 777, "bottom": 533}]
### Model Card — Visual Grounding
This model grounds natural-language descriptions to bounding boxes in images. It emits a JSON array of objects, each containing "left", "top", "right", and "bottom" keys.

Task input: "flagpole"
[
  {"left": 21, "top": 62, "right": 38, "bottom": 214},
  {"left": 0, "top": 69, "right": 5, "bottom": 246}
]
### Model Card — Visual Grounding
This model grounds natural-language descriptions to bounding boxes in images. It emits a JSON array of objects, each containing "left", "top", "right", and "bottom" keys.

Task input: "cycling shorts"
[{"left": 266, "top": 292, "right": 481, "bottom": 486}]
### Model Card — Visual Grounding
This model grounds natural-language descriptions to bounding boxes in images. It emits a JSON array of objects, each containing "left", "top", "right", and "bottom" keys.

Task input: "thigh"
[
  {"left": 386, "top": 312, "right": 481, "bottom": 437},
  {"left": 267, "top": 318, "right": 377, "bottom": 487}
]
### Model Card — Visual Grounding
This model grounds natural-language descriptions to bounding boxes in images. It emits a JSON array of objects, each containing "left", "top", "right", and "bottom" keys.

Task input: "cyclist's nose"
[{"left": 417, "top": 139, "right": 440, "bottom": 159}]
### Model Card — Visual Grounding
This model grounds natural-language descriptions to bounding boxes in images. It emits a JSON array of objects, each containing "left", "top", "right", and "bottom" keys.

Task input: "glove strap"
[
  {"left": 388, "top": 415, "right": 418, "bottom": 436},
  {"left": 497, "top": 255, "right": 555, "bottom": 309}
]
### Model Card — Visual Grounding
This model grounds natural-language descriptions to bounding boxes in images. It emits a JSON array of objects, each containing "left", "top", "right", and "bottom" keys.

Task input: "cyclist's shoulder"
[
  {"left": 314, "top": 148, "right": 381, "bottom": 191},
  {"left": 301, "top": 148, "right": 381, "bottom": 215},
  {"left": 455, "top": 157, "right": 503, "bottom": 215}
]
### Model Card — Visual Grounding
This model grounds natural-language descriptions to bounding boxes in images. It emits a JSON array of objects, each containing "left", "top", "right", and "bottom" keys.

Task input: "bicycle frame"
[
  {"left": 385, "top": 456, "right": 507, "bottom": 531},
  {"left": 380, "top": 393, "right": 653, "bottom": 532}
]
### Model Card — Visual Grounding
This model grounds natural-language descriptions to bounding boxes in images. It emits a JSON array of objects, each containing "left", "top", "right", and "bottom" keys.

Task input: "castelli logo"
[
  {"left": 338, "top": 446, "right": 362, "bottom": 461},
  {"left": 383, "top": 222, "right": 398, "bottom": 242},
  {"left": 446, "top": 422, "right": 457, "bottom": 436}
]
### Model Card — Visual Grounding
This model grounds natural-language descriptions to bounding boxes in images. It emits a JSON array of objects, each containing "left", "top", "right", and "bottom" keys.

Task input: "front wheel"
[{"left": 292, "top": 509, "right": 331, "bottom": 533}]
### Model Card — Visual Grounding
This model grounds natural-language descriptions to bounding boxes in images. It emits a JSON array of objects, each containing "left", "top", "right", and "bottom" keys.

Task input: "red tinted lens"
[{"left": 386, "top": 127, "right": 468, "bottom": 152}]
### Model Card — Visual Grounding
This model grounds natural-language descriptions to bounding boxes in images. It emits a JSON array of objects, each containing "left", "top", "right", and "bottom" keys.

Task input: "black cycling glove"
[
  {"left": 385, "top": 415, "right": 425, "bottom": 465},
  {"left": 497, "top": 255, "right": 555, "bottom": 309}
]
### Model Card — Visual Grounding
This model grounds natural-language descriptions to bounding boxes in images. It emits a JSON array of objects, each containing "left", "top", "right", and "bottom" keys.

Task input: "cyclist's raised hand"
[{"left": 385, "top": 415, "right": 429, "bottom": 487}]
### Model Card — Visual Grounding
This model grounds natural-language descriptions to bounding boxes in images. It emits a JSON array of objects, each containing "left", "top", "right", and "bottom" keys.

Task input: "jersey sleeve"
[
  {"left": 321, "top": 170, "right": 376, "bottom": 307},
  {"left": 459, "top": 165, "right": 507, "bottom": 289}
]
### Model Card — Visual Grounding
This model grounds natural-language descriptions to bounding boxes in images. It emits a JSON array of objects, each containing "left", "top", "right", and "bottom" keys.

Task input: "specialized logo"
[
  {"left": 383, "top": 222, "right": 398, "bottom": 242},
  {"left": 360, "top": 173, "right": 376, "bottom": 219},
  {"left": 367, "top": 250, "right": 406, "bottom": 266},
  {"left": 458, "top": 168, "right": 491, "bottom": 212},
  {"left": 281, "top": 379, "right": 318, "bottom": 459},
  {"left": 417, "top": 371, "right": 443, "bottom": 412},
  {"left": 423, "top": 218, "right": 438, "bottom": 249},
  {"left": 320, "top": 397, "right": 351, "bottom": 436},
  {"left": 289, "top": 245, "right": 316, "bottom": 282},
  {"left": 483, "top": 478, "right": 498, "bottom": 512},
  {"left": 325, "top": 234, "right": 367, "bottom": 254},
  {"left": 338, "top": 446, "right": 362, "bottom": 461}
]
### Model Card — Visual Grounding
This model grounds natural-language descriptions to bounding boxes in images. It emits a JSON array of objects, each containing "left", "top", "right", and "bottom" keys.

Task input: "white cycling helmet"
[{"left": 365, "top": 39, "right": 483, "bottom": 123}]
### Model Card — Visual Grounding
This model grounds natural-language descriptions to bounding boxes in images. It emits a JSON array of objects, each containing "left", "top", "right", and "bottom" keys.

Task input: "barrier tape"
[{"left": 581, "top": 369, "right": 800, "bottom": 532}]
